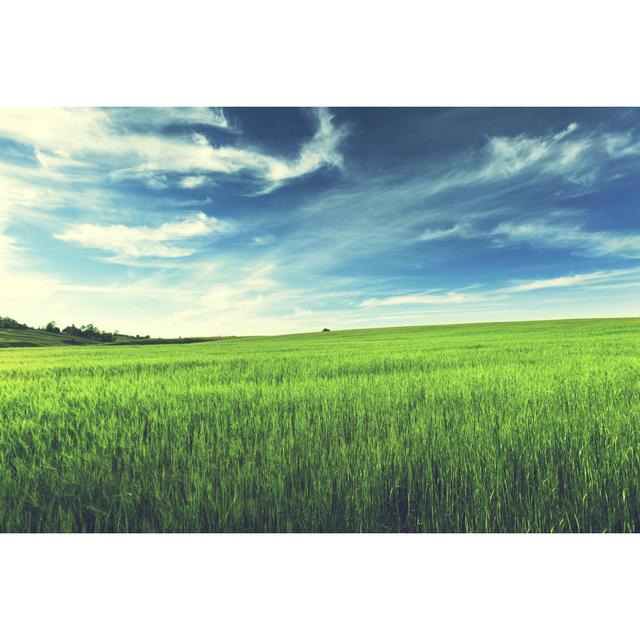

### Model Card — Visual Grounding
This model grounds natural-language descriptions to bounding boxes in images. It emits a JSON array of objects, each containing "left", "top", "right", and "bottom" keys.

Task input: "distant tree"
[
  {"left": 322, "top": 328, "right": 331, "bottom": 332},
  {"left": 62, "top": 324, "right": 80, "bottom": 336},
  {"left": 45, "top": 321, "right": 61, "bottom": 333},
  {"left": 0, "top": 316, "right": 31, "bottom": 330},
  {"left": 62, "top": 323, "right": 116, "bottom": 342}
]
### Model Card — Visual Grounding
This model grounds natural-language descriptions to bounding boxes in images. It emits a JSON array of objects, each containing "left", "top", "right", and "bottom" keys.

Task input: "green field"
[
  {"left": 0, "top": 327, "right": 98, "bottom": 348},
  {"left": 0, "top": 327, "right": 229, "bottom": 349},
  {"left": 1, "top": 317, "right": 639, "bottom": 532}
]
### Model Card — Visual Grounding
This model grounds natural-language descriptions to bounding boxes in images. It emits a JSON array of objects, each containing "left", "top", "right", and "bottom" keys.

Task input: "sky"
[{"left": 1, "top": 107, "right": 639, "bottom": 336}]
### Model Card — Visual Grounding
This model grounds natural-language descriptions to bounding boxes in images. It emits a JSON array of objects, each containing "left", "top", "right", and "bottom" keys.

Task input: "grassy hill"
[
  {"left": 0, "top": 327, "right": 98, "bottom": 348},
  {"left": 0, "top": 327, "right": 229, "bottom": 348}
]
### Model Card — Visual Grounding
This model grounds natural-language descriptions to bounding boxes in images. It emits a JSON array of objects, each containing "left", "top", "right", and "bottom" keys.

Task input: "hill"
[
  {"left": 0, "top": 327, "right": 98, "bottom": 348},
  {"left": 0, "top": 327, "right": 230, "bottom": 348}
]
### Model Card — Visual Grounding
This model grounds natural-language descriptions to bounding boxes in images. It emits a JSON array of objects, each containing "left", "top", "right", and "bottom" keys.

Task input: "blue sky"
[{"left": 1, "top": 107, "right": 639, "bottom": 336}]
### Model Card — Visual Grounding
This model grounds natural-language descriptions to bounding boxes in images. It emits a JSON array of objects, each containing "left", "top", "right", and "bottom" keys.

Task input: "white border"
[
  {"left": 1, "top": 534, "right": 639, "bottom": 638},
  {"left": 2, "top": 0, "right": 640, "bottom": 105}
]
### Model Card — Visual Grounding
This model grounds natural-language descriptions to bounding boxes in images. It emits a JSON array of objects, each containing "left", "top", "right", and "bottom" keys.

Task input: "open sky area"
[{"left": 1, "top": 107, "right": 639, "bottom": 336}]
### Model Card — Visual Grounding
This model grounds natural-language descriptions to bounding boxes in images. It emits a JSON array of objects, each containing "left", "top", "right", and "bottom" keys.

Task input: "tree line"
[
  {"left": 0, "top": 316, "right": 31, "bottom": 330},
  {"left": 46, "top": 321, "right": 118, "bottom": 343},
  {"left": 1, "top": 316, "right": 149, "bottom": 342}
]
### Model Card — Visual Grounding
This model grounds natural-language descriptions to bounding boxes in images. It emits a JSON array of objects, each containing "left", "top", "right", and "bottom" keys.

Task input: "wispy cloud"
[
  {"left": 0, "top": 108, "right": 230, "bottom": 156},
  {"left": 0, "top": 107, "right": 347, "bottom": 193},
  {"left": 361, "top": 291, "right": 485, "bottom": 307},
  {"left": 427, "top": 121, "right": 640, "bottom": 195},
  {"left": 492, "top": 220, "right": 640, "bottom": 259},
  {"left": 258, "top": 108, "right": 346, "bottom": 188},
  {"left": 253, "top": 234, "right": 275, "bottom": 246},
  {"left": 419, "top": 222, "right": 479, "bottom": 241},
  {"left": 419, "top": 213, "right": 640, "bottom": 261},
  {"left": 361, "top": 267, "right": 640, "bottom": 310},
  {"left": 54, "top": 212, "right": 228, "bottom": 260},
  {"left": 179, "top": 175, "right": 208, "bottom": 189},
  {"left": 499, "top": 268, "right": 640, "bottom": 293},
  {"left": 110, "top": 107, "right": 231, "bottom": 131},
  {"left": 602, "top": 131, "right": 640, "bottom": 158},
  {"left": 478, "top": 122, "right": 590, "bottom": 182}
]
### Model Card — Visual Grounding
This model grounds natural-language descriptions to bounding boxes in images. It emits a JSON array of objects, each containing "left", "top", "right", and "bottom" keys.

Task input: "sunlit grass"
[{"left": 1, "top": 318, "right": 638, "bottom": 532}]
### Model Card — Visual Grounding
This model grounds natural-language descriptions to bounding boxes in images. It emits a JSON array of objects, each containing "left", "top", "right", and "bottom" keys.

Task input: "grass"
[
  {"left": 0, "top": 317, "right": 639, "bottom": 532},
  {"left": 107, "top": 336, "right": 231, "bottom": 346},
  {"left": 0, "top": 328, "right": 224, "bottom": 348},
  {"left": 0, "top": 327, "right": 97, "bottom": 347}
]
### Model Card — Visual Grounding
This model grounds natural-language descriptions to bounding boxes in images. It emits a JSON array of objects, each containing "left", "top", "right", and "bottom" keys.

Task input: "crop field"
[{"left": 0, "top": 317, "right": 639, "bottom": 533}]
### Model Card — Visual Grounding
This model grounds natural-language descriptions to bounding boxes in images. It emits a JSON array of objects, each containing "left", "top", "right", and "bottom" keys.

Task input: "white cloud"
[
  {"left": 471, "top": 122, "right": 640, "bottom": 188},
  {"left": 54, "top": 212, "right": 228, "bottom": 259},
  {"left": 358, "top": 266, "right": 640, "bottom": 315},
  {"left": 390, "top": 122, "right": 617, "bottom": 204},
  {"left": 0, "top": 107, "right": 346, "bottom": 191},
  {"left": 179, "top": 175, "right": 207, "bottom": 189},
  {"left": 602, "top": 132, "right": 640, "bottom": 158},
  {"left": 110, "top": 107, "right": 231, "bottom": 131},
  {"left": 500, "top": 268, "right": 639, "bottom": 293},
  {"left": 492, "top": 220, "right": 640, "bottom": 259},
  {"left": 259, "top": 108, "right": 346, "bottom": 187},
  {"left": 419, "top": 223, "right": 478, "bottom": 241},
  {"left": 479, "top": 122, "right": 592, "bottom": 181},
  {"left": 0, "top": 108, "right": 110, "bottom": 157},
  {"left": 361, "top": 291, "right": 484, "bottom": 307},
  {"left": 416, "top": 210, "right": 640, "bottom": 262},
  {"left": 0, "top": 108, "right": 229, "bottom": 155},
  {"left": 419, "top": 226, "right": 461, "bottom": 241},
  {"left": 253, "top": 234, "right": 275, "bottom": 245}
]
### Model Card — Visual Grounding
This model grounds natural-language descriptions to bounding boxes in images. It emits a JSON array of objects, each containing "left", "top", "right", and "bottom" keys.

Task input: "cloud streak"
[
  {"left": 499, "top": 268, "right": 640, "bottom": 292},
  {"left": 419, "top": 213, "right": 640, "bottom": 261},
  {"left": 361, "top": 291, "right": 485, "bottom": 307},
  {"left": 478, "top": 122, "right": 590, "bottom": 182},
  {"left": 55, "top": 212, "right": 228, "bottom": 260},
  {"left": 0, "top": 107, "right": 347, "bottom": 193},
  {"left": 492, "top": 220, "right": 640, "bottom": 259},
  {"left": 361, "top": 268, "right": 640, "bottom": 308}
]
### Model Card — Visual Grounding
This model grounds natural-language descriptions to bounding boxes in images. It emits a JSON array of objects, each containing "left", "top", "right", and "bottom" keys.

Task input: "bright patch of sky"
[{"left": 1, "top": 107, "right": 639, "bottom": 336}]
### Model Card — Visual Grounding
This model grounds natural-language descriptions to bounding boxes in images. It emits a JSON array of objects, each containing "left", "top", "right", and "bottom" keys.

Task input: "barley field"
[{"left": 1, "top": 317, "right": 639, "bottom": 533}]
